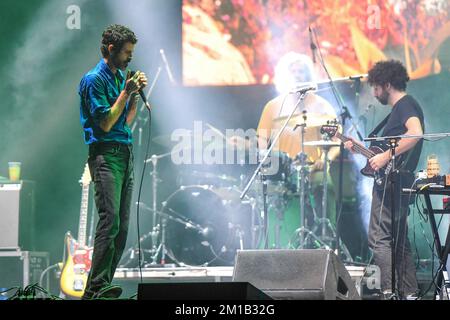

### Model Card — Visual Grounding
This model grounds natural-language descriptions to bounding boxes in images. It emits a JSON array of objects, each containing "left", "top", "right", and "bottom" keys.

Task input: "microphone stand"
[
  {"left": 240, "top": 90, "right": 310, "bottom": 249},
  {"left": 310, "top": 26, "right": 366, "bottom": 261}
]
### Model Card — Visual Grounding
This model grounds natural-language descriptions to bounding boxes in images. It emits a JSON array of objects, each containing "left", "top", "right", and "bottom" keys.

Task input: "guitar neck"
[
  {"left": 78, "top": 184, "right": 89, "bottom": 247},
  {"left": 335, "top": 132, "right": 375, "bottom": 159}
]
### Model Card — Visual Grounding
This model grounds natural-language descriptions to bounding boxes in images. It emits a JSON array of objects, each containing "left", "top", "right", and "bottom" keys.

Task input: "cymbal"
[
  {"left": 303, "top": 140, "right": 340, "bottom": 147},
  {"left": 274, "top": 113, "right": 336, "bottom": 128}
]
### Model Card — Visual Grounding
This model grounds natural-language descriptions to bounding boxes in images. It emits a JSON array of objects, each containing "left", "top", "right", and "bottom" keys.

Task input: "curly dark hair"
[
  {"left": 368, "top": 60, "right": 410, "bottom": 91},
  {"left": 101, "top": 24, "right": 137, "bottom": 58}
]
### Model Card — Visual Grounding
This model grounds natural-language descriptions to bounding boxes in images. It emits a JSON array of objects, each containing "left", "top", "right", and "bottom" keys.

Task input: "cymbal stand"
[
  {"left": 310, "top": 145, "right": 338, "bottom": 248},
  {"left": 321, "top": 146, "right": 332, "bottom": 239},
  {"left": 292, "top": 111, "right": 315, "bottom": 248},
  {"left": 144, "top": 152, "right": 171, "bottom": 266}
]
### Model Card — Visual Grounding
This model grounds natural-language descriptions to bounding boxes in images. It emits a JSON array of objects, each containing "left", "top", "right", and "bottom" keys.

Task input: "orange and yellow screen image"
[{"left": 182, "top": 0, "right": 449, "bottom": 86}]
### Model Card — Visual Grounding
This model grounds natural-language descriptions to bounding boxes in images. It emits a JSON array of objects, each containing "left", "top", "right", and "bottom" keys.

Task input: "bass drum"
[{"left": 162, "top": 185, "right": 259, "bottom": 266}]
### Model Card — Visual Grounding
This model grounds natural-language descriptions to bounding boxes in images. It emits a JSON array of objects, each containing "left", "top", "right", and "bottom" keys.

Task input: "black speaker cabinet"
[
  {"left": 232, "top": 249, "right": 360, "bottom": 300},
  {"left": 137, "top": 282, "right": 272, "bottom": 300},
  {"left": 0, "top": 181, "right": 35, "bottom": 251}
]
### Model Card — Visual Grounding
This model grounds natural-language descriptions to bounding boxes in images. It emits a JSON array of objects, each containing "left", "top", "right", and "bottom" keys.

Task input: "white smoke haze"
[{"left": 6, "top": 0, "right": 88, "bottom": 159}]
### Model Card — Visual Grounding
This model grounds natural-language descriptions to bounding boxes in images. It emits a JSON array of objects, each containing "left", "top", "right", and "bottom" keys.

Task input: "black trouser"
[
  {"left": 368, "top": 179, "right": 418, "bottom": 297},
  {"left": 83, "top": 142, "right": 134, "bottom": 299}
]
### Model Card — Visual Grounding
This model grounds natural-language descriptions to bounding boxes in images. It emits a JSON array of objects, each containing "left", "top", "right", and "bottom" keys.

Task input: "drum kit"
[{"left": 122, "top": 115, "right": 353, "bottom": 268}]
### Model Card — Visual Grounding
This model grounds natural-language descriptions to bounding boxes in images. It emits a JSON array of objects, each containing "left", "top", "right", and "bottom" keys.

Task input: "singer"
[{"left": 78, "top": 24, "right": 148, "bottom": 299}]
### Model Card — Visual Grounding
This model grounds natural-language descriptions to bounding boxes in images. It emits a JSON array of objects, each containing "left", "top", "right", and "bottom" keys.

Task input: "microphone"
[
  {"left": 309, "top": 26, "right": 317, "bottom": 64},
  {"left": 129, "top": 70, "right": 151, "bottom": 111},
  {"left": 289, "top": 83, "right": 318, "bottom": 94},
  {"left": 159, "top": 49, "right": 176, "bottom": 85}
]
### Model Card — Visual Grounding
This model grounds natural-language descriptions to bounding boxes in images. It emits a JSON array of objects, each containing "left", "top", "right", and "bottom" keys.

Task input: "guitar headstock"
[
  {"left": 320, "top": 122, "right": 339, "bottom": 139},
  {"left": 79, "top": 163, "right": 91, "bottom": 186}
]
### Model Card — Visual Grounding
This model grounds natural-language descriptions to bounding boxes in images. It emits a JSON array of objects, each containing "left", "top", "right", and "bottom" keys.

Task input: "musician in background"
[
  {"left": 78, "top": 24, "right": 147, "bottom": 299},
  {"left": 344, "top": 60, "right": 424, "bottom": 299},
  {"left": 257, "top": 52, "right": 340, "bottom": 228}
]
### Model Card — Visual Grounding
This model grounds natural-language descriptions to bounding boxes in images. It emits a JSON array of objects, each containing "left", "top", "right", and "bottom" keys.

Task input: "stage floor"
[{"left": 113, "top": 265, "right": 368, "bottom": 299}]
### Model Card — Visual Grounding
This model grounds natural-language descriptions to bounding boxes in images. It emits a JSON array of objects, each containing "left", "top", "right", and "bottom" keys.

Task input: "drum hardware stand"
[
  {"left": 248, "top": 196, "right": 260, "bottom": 249},
  {"left": 260, "top": 166, "right": 270, "bottom": 249},
  {"left": 240, "top": 89, "right": 312, "bottom": 249},
  {"left": 239, "top": 174, "right": 261, "bottom": 249},
  {"left": 292, "top": 110, "right": 317, "bottom": 248},
  {"left": 318, "top": 143, "right": 334, "bottom": 242},
  {"left": 228, "top": 222, "right": 245, "bottom": 251},
  {"left": 144, "top": 152, "right": 172, "bottom": 266},
  {"left": 135, "top": 202, "right": 209, "bottom": 267},
  {"left": 121, "top": 152, "right": 171, "bottom": 267}
]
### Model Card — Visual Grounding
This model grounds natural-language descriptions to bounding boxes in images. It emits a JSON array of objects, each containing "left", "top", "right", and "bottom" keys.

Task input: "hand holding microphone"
[
  {"left": 126, "top": 70, "right": 148, "bottom": 94},
  {"left": 126, "top": 70, "right": 151, "bottom": 110}
]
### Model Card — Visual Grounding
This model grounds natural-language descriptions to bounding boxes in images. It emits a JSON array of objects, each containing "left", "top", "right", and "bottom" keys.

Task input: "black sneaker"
[
  {"left": 405, "top": 291, "right": 420, "bottom": 300},
  {"left": 93, "top": 285, "right": 122, "bottom": 299}
]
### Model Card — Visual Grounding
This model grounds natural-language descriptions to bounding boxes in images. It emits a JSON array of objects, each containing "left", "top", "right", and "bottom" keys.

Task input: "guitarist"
[
  {"left": 344, "top": 60, "right": 424, "bottom": 299},
  {"left": 78, "top": 25, "right": 148, "bottom": 299}
]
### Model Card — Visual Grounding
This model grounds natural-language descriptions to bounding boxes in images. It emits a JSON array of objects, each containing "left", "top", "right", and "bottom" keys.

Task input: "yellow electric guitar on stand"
[{"left": 60, "top": 164, "right": 93, "bottom": 299}]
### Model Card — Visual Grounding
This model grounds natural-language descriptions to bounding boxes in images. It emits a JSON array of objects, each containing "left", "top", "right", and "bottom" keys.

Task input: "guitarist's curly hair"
[
  {"left": 100, "top": 24, "right": 137, "bottom": 58},
  {"left": 368, "top": 60, "right": 410, "bottom": 91}
]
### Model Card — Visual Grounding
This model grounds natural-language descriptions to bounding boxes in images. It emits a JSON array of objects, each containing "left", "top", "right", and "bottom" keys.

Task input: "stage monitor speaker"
[
  {"left": 137, "top": 282, "right": 272, "bottom": 300},
  {"left": 232, "top": 249, "right": 360, "bottom": 300},
  {"left": 0, "top": 181, "right": 36, "bottom": 250}
]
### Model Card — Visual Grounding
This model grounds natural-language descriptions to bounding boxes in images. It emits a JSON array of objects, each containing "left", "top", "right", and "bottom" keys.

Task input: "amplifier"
[
  {"left": 0, "top": 251, "right": 49, "bottom": 293},
  {"left": 0, "top": 181, "right": 36, "bottom": 250}
]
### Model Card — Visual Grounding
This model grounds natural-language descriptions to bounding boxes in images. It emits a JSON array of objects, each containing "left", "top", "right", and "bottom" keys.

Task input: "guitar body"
[
  {"left": 60, "top": 164, "right": 93, "bottom": 299},
  {"left": 320, "top": 125, "right": 403, "bottom": 187},
  {"left": 360, "top": 145, "right": 385, "bottom": 177},
  {"left": 60, "top": 232, "right": 93, "bottom": 298}
]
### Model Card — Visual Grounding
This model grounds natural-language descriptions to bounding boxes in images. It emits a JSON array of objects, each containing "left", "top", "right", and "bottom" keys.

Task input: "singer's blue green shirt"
[{"left": 79, "top": 59, "right": 132, "bottom": 145}]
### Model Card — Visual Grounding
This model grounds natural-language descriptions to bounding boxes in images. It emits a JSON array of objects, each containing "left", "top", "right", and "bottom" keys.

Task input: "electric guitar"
[
  {"left": 60, "top": 164, "right": 93, "bottom": 298},
  {"left": 320, "top": 125, "right": 403, "bottom": 186}
]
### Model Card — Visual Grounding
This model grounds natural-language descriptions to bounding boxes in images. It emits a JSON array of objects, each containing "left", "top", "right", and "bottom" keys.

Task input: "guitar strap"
[{"left": 368, "top": 114, "right": 390, "bottom": 139}]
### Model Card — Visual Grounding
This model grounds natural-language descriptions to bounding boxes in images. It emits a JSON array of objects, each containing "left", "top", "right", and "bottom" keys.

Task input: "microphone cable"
[
  {"left": 135, "top": 106, "right": 152, "bottom": 283},
  {"left": 133, "top": 66, "right": 162, "bottom": 284}
]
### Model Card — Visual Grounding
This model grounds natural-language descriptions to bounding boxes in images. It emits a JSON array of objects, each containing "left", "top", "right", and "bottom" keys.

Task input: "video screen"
[{"left": 182, "top": 0, "right": 449, "bottom": 86}]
